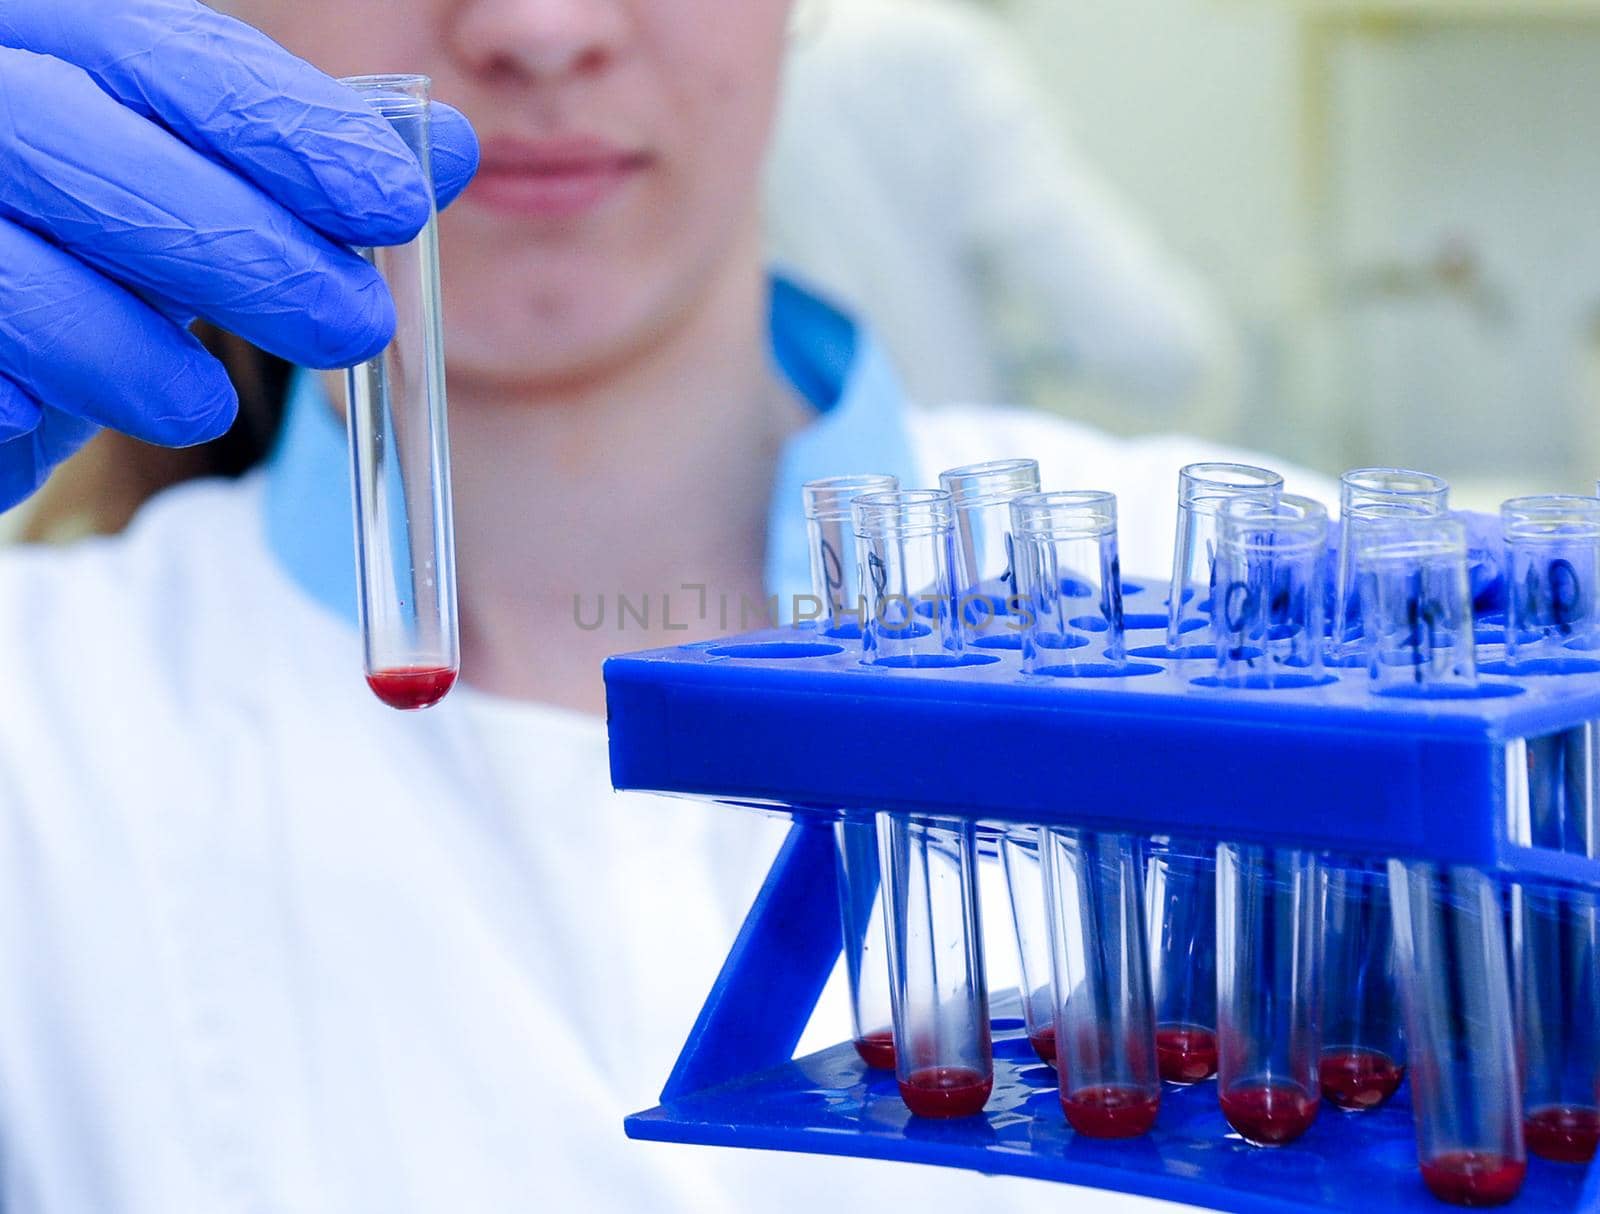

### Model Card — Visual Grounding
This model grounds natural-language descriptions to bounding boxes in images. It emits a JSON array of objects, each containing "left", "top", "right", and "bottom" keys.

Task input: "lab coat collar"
[{"left": 263, "top": 274, "right": 921, "bottom": 625}]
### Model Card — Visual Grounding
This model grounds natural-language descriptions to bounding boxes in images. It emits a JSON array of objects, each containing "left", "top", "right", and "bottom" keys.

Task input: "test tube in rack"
[
  {"left": 1331, "top": 468, "right": 1449, "bottom": 657},
  {"left": 1359, "top": 515, "right": 1527, "bottom": 1205},
  {"left": 803, "top": 475, "right": 900, "bottom": 1068},
  {"left": 1150, "top": 464, "right": 1282, "bottom": 1088},
  {"left": 1503, "top": 496, "right": 1600, "bottom": 1165},
  {"left": 1213, "top": 495, "right": 1329, "bottom": 1146},
  {"left": 940, "top": 458, "right": 1040, "bottom": 646},
  {"left": 940, "top": 459, "right": 1046, "bottom": 1051},
  {"left": 854, "top": 489, "right": 992, "bottom": 1116},
  {"left": 1011, "top": 491, "right": 1160, "bottom": 1137}
]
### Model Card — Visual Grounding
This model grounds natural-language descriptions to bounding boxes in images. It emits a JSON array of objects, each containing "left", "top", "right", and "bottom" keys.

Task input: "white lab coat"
[
  {"left": 0, "top": 403, "right": 1329, "bottom": 1213},
  {"left": 766, "top": 0, "right": 1232, "bottom": 415}
]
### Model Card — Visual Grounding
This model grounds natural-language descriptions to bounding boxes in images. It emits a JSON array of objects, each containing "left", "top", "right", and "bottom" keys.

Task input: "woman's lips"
[{"left": 464, "top": 137, "right": 651, "bottom": 219}]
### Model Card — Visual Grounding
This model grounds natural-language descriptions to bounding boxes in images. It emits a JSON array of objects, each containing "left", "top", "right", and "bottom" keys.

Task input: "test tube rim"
[
  {"left": 1009, "top": 490, "right": 1117, "bottom": 538},
  {"left": 1352, "top": 515, "right": 1467, "bottom": 565},
  {"left": 1340, "top": 466, "right": 1450, "bottom": 502},
  {"left": 852, "top": 489, "right": 954, "bottom": 538},
  {"left": 1218, "top": 494, "right": 1328, "bottom": 550},
  {"left": 1501, "top": 494, "right": 1600, "bottom": 541},
  {"left": 338, "top": 73, "right": 432, "bottom": 116},
  {"left": 938, "top": 459, "right": 1042, "bottom": 509},
  {"left": 1178, "top": 462, "right": 1284, "bottom": 510},
  {"left": 802, "top": 474, "right": 900, "bottom": 522}
]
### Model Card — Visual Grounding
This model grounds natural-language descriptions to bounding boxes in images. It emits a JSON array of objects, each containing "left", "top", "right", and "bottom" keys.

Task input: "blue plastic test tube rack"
[{"left": 604, "top": 578, "right": 1600, "bottom": 1213}]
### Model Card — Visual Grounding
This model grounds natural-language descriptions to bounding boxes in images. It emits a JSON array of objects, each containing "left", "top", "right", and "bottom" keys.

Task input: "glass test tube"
[
  {"left": 1216, "top": 844, "right": 1324, "bottom": 1146},
  {"left": 1503, "top": 495, "right": 1600, "bottom": 1164},
  {"left": 802, "top": 474, "right": 899, "bottom": 638},
  {"left": 939, "top": 462, "right": 1047, "bottom": 1036},
  {"left": 1000, "top": 827, "right": 1057, "bottom": 1065},
  {"left": 1390, "top": 863, "right": 1525, "bottom": 1206},
  {"left": 1358, "top": 518, "right": 1526, "bottom": 1204},
  {"left": 1355, "top": 515, "right": 1478, "bottom": 695},
  {"left": 1211, "top": 495, "right": 1327, "bottom": 1144},
  {"left": 1503, "top": 495, "right": 1600, "bottom": 660},
  {"left": 939, "top": 459, "right": 1041, "bottom": 645},
  {"left": 1331, "top": 468, "right": 1449, "bottom": 654},
  {"left": 1146, "top": 842, "right": 1220, "bottom": 1084},
  {"left": 1320, "top": 863, "right": 1406, "bottom": 1111},
  {"left": 855, "top": 494, "right": 991, "bottom": 1115},
  {"left": 1009, "top": 491, "right": 1125, "bottom": 673},
  {"left": 836, "top": 814, "right": 896, "bottom": 1068},
  {"left": 1166, "top": 462, "right": 1284, "bottom": 650},
  {"left": 803, "top": 475, "right": 901, "bottom": 1068},
  {"left": 878, "top": 813, "right": 993, "bottom": 1118},
  {"left": 1212, "top": 495, "right": 1329, "bottom": 687},
  {"left": 1153, "top": 465, "right": 1280, "bottom": 1085},
  {"left": 340, "top": 75, "right": 459, "bottom": 711},
  {"left": 1158, "top": 467, "right": 1280, "bottom": 1094},
  {"left": 852, "top": 490, "right": 962, "bottom": 665},
  {"left": 1008, "top": 491, "right": 1159, "bottom": 1136},
  {"left": 1042, "top": 829, "right": 1160, "bottom": 1138}
]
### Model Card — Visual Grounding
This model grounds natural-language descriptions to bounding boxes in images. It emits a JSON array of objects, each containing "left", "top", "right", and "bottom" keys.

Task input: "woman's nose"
[{"left": 447, "top": 0, "right": 629, "bottom": 86}]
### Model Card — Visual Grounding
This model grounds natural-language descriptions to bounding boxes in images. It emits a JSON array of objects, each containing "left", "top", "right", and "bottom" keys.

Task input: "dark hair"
[
  {"left": 21, "top": 326, "right": 293, "bottom": 541},
  {"left": 193, "top": 324, "right": 295, "bottom": 476}
]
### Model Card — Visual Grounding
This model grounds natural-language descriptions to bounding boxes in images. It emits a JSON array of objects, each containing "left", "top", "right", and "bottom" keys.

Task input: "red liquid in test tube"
[
  {"left": 1418, "top": 1153, "right": 1527, "bottom": 1207},
  {"left": 1319, "top": 1049, "right": 1405, "bottom": 1111},
  {"left": 853, "top": 1029, "right": 896, "bottom": 1071},
  {"left": 1061, "top": 1085, "right": 1160, "bottom": 1138},
  {"left": 366, "top": 666, "right": 458, "bottom": 711},
  {"left": 1523, "top": 1104, "right": 1600, "bottom": 1164},
  {"left": 1029, "top": 1025, "right": 1057, "bottom": 1066},
  {"left": 898, "top": 1066, "right": 992, "bottom": 1118},
  {"left": 1219, "top": 1083, "right": 1319, "bottom": 1146},
  {"left": 1156, "top": 1025, "right": 1218, "bottom": 1084}
]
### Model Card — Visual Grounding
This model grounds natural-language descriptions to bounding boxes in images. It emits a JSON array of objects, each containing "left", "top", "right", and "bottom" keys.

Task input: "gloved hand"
[{"left": 0, "top": 0, "right": 481, "bottom": 510}]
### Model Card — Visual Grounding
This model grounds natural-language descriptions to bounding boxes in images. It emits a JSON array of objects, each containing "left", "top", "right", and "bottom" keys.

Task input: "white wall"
[{"left": 999, "top": 1, "right": 1600, "bottom": 494}]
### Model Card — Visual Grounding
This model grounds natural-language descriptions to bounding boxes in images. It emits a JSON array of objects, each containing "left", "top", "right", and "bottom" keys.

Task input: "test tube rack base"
[{"left": 604, "top": 578, "right": 1600, "bottom": 1213}]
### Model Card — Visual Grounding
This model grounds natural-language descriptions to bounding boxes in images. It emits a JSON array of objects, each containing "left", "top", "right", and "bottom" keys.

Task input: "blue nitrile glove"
[{"left": 0, "top": 0, "right": 480, "bottom": 510}]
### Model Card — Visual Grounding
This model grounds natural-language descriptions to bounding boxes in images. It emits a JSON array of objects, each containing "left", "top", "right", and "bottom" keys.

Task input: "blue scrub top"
[{"left": 263, "top": 277, "right": 921, "bottom": 625}]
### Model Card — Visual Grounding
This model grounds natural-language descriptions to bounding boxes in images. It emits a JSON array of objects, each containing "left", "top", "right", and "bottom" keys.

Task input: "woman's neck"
[{"left": 442, "top": 247, "right": 807, "bottom": 713}]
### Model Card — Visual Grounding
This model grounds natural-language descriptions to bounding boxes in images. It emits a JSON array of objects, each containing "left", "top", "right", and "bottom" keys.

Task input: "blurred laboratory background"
[
  {"left": 6, "top": 0, "right": 1594, "bottom": 543},
  {"left": 765, "top": 0, "right": 1600, "bottom": 510}
]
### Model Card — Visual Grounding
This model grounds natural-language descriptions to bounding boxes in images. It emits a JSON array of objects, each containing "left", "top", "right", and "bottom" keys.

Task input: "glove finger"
[
  {"left": 0, "top": 215, "right": 239, "bottom": 449},
  {"left": 0, "top": 0, "right": 441, "bottom": 248},
  {"left": 0, "top": 373, "right": 43, "bottom": 443},
  {"left": 0, "top": 48, "right": 396, "bottom": 370},
  {"left": 0, "top": 406, "right": 98, "bottom": 514},
  {"left": 431, "top": 102, "right": 482, "bottom": 211}
]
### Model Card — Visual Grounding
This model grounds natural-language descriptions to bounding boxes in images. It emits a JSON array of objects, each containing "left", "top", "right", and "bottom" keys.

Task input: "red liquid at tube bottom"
[
  {"left": 1419, "top": 1153, "right": 1527, "bottom": 1207},
  {"left": 899, "top": 1066, "right": 993, "bottom": 1118},
  {"left": 1061, "top": 1085, "right": 1160, "bottom": 1138},
  {"left": 1156, "top": 1025, "right": 1218, "bottom": 1084},
  {"left": 1029, "top": 1026, "right": 1057, "bottom": 1066},
  {"left": 1318, "top": 1049, "right": 1405, "bottom": 1111},
  {"left": 1219, "top": 1083, "right": 1319, "bottom": 1146},
  {"left": 853, "top": 1029, "right": 896, "bottom": 1071},
  {"left": 1524, "top": 1104, "right": 1600, "bottom": 1164},
  {"left": 367, "top": 666, "right": 457, "bottom": 711}
]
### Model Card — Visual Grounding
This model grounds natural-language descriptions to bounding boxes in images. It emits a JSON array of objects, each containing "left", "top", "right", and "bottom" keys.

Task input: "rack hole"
[
  {"left": 1191, "top": 673, "right": 1338, "bottom": 691},
  {"left": 707, "top": 642, "right": 843, "bottom": 660},
  {"left": 869, "top": 653, "right": 1001, "bottom": 670},
  {"left": 1374, "top": 683, "right": 1524, "bottom": 701},
  {"left": 1031, "top": 661, "right": 1164, "bottom": 679},
  {"left": 1479, "top": 658, "right": 1600, "bottom": 678}
]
